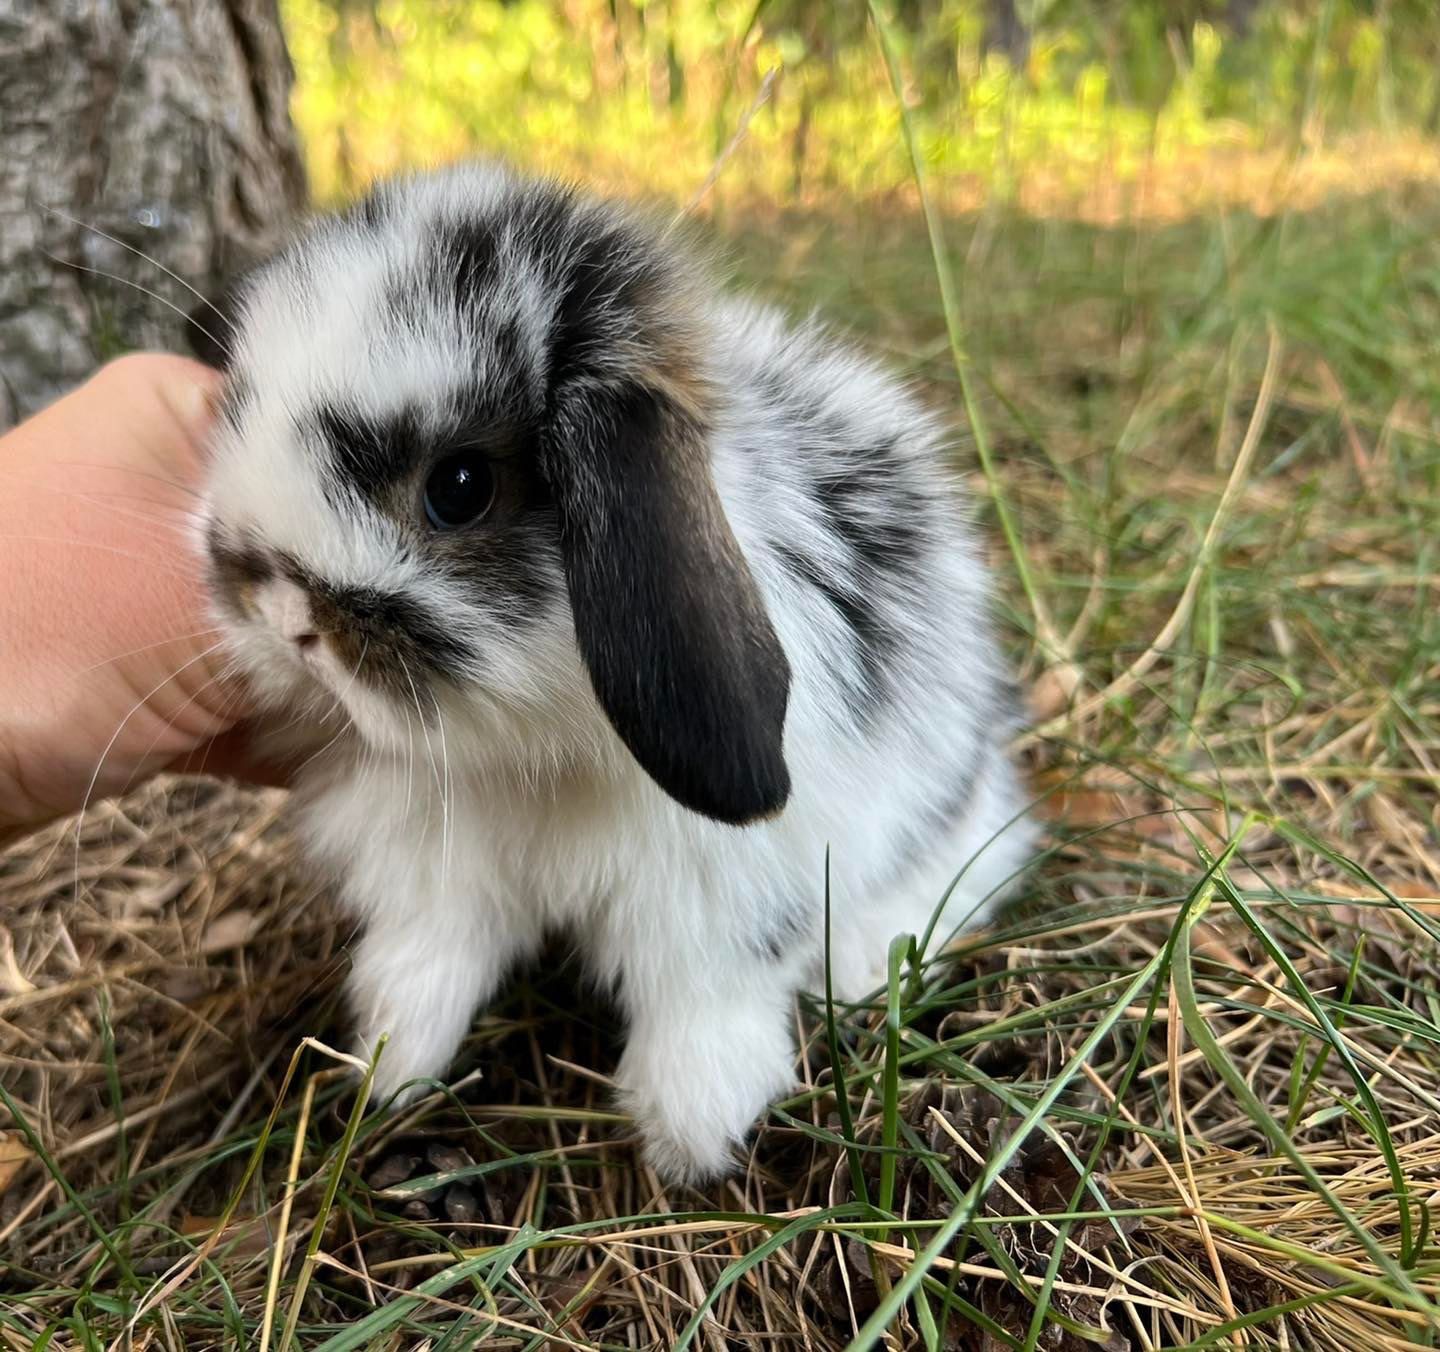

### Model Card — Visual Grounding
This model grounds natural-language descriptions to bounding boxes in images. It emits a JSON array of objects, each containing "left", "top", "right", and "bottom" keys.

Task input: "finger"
[{"left": 150, "top": 355, "right": 224, "bottom": 446}]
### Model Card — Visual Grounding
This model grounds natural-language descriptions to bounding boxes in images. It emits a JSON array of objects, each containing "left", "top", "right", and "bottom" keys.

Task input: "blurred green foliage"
[{"left": 282, "top": 0, "right": 1440, "bottom": 204}]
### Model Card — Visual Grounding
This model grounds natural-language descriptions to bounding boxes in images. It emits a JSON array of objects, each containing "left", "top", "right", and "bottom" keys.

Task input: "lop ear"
[{"left": 542, "top": 383, "right": 792, "bottom": 826}]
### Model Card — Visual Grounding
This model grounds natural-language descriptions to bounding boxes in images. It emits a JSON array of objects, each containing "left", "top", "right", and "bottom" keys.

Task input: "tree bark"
[
  {"left": 0, "top": 0, "right": 307, "bottom": 429},
  {"left": 982, "top": 0, "right": 1030, "bottom": 68},
  {"left": 1224, "top": 0, "right": 1261, "bottom": 38}
]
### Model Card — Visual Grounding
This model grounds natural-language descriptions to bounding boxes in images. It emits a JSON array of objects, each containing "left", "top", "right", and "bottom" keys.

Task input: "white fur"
[{"left": 201, "top": 164, "right": 1035, "bottom": 1182}]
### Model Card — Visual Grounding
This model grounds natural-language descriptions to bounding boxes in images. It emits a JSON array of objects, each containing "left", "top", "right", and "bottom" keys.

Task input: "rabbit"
[{"left": 192, "top": 161, "right": 1036, "bottom": 1183}]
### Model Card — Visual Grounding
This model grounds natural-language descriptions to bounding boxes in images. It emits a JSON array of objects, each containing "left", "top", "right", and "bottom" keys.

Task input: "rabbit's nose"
[{"left": 255, "top": 577, "right": 321, "bottom": 653}]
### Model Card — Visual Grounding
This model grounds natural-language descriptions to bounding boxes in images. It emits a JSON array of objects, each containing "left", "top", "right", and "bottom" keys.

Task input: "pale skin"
[{"left": 0, "top": 353, "right": 278, "bottom": 845}]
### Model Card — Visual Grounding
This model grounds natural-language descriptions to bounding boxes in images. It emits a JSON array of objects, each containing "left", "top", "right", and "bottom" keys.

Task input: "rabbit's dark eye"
[{"left": 424, "top": 454, "right": 495, "bottom": 530}]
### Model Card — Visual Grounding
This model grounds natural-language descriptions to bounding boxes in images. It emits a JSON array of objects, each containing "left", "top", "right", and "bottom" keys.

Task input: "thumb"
[{"left": 141, "top": 355, "right": 226, "bottom": 473}]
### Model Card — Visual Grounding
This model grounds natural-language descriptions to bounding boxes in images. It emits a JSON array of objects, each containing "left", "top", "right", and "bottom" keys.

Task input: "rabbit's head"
[{"left": 197, "top": 164, "right": 791, "bottom": 824}]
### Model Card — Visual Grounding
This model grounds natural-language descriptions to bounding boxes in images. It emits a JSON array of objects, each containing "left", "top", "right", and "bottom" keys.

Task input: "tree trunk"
[
  {"left": 982, "top": 0, "right": 1030, "bottom": 68},
  {"left": 0, "top": 0, "right": 308, "bottom": 429},
  {"left": 1224, "top": 0, "right": 1261, "bottom": 39}
]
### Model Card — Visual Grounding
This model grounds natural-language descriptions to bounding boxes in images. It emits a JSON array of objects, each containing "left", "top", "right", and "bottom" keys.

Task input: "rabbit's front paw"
[
  {"left": 616, "top": 993, "right": 796, "bottom": 1186},
  {"left": 344, "top": 920, "right": 506, "bottom": 1111}
]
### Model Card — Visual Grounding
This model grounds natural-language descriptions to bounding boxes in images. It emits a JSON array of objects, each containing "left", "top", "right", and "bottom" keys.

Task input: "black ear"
[
  {"left": 543, "top": 383, "right": 792, "bottom": 826},
  {"left": 183, "top": 271, "right": 253, "bottom": 370}
]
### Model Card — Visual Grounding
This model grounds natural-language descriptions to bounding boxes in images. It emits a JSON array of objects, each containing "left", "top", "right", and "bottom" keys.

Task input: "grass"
[
  {"left": 5, "top": 7, "right": 1440, "bottom": 1349},
  {"left": 282, "top": 0, "right": 1440, "bottom": 208}
]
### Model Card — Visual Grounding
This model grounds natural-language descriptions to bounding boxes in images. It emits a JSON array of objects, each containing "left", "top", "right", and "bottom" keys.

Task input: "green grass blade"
[
  {"left": 845, "top": 946, "right": 1168, "bottom": 1349},
  {"left": 0, "top": 1080, "right": 135, "bottom": 1289},
  {"left": 866, "top": 0, "right": 1061, "bottom": 659},
  {"left": 278, "top": 1041, "right": 385, "bottom": 1349},
  {"left": 1172, "top": 889, "right": 1432, "bottom": 1315},
  {"left": 672, "top": 1205, "right": 865, "bottom": 1352},
  {"left": 876, "top": 932, "right": 910, "bottom": 1231},
  {"left": 824, "top": 846, "right": 871, "bottom": 1209},
  {"left": 1217, "top": 880, "right": 1416, "bottom": 1265},
  {"left": 1285, "top": 932, "right": 1364, "bottom": 1132}
]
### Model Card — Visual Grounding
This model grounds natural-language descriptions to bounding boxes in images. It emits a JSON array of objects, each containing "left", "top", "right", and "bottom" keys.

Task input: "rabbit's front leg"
[
  {"left": 615, "top": 944, "right": 797, "bottom": 1184},
  {"left": 346, "top": 893, "right": 538, "bottom": 1105},
  {"left": 301, "top": 768, "right": 545, "bottom": 1104}
]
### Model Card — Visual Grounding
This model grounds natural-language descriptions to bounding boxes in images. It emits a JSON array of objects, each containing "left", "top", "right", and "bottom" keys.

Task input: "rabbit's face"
[
  {"left": 199, "top": 167, "right": 792, "bottom": 824},
  {"left": 200, "top": 194, "right": 578, "bottom": 759}
]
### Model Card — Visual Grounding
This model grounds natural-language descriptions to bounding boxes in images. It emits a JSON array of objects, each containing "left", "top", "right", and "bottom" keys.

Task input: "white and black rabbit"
[{"left": 192, "top": 162, "right": 1035, "bottom": 1182}]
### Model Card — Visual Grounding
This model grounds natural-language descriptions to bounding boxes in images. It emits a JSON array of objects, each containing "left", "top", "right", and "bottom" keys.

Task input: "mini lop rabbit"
[{"left": 195, "top": 163, "right": 1034, "bottom": 1181}]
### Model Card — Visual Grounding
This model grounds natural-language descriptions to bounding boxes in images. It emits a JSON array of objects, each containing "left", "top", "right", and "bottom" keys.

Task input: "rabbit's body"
[{"left": 199, "top": 163, "right": 1033, "bottom": 1181}]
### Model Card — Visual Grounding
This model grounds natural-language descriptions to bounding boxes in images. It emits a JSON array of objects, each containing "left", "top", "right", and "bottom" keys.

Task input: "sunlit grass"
[{"left": 281, "top": 0, "right": 1440, "bottom": 211}]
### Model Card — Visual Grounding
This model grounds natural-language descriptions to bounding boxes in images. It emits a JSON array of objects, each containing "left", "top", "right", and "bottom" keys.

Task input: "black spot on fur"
[
  {"left": 442, "top": 526, "right": 555, "bottom": 621},
  {"left": 271, "top": 551, "right": 476, "bottom": 685},
  {"left": 207, "top": 525, "right": 271, "bottom": 589},
  {"left": 547, "top": 231, "right": 644, "bottom": 394},
  {"left": 486, "top": 321, "right": 532, "bottom": 403},
  {"left": 440, "top": 217, "right": 500, "bottom": 311},
  {"left": 529, "top": 197, "right": 668, "bottom": 400},
  {"left": 510, "top": 181, "right": 582, "bottom": 266},
  {"left": 311, "top": 405, "right": 424, "bottom": 505},
  {"left": 317, "top": 583, "right": 474, "bottom": 676},
  {"left": 815, "top": 447, "right": 925, "bottom": 575},
  {"left": 775, "top": 544, "right": 887, "bottom": 718},
  {"left": 784, "top": 442, "right": 930, "bottom": 720},
  {"left": 308, "top": 389, "right": 559, "bottom": 637}
]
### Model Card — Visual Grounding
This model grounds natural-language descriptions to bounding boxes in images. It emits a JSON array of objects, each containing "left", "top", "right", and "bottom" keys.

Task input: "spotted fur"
[{"left": 197, "top": 162, "right": 1035, "bottom": 1183}]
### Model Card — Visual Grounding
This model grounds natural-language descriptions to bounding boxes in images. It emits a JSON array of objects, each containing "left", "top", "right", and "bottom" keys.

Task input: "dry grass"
[
  {"left": 5, "top": 704, "right": 1439, "bottom": 1346},
  {"left": 5, "top": 89, "right": 1440, "bottom": 1352}
]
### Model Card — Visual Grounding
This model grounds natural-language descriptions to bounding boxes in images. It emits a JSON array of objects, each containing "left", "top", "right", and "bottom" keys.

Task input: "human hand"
[{"left": 0, "top": 353, "right": 276, "bottom": 840}]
